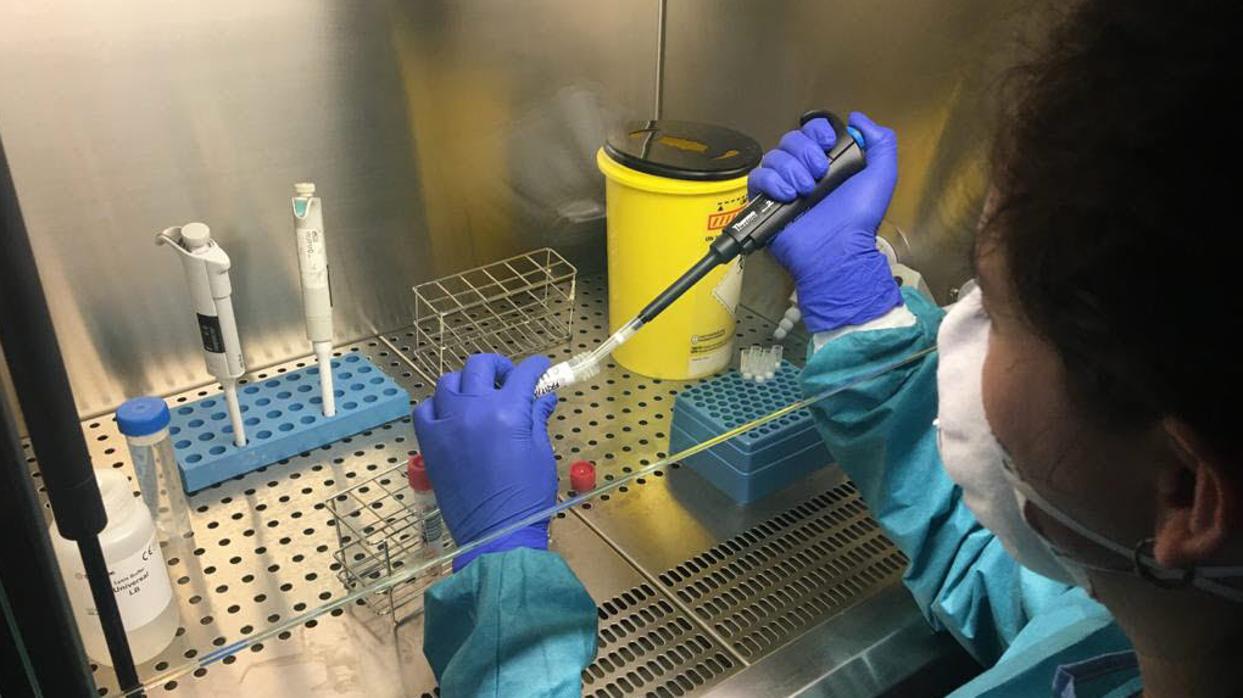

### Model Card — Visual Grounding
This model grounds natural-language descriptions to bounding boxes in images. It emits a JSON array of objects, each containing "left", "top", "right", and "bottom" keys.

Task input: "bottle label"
[
  {"left": 67, "top": 531, "right": 174, "bottom": 630},
  {"left": 422, "top": 510, "right": 444, "bottom": 547}
]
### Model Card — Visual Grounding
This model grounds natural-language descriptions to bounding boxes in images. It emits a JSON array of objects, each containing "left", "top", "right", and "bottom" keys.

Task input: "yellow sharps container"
[
  {"left": 598, "top": 121, "right": 762, "bottom": 380},
  {"left": 596, "top": 121, "right": 760, "bottom": 380}
]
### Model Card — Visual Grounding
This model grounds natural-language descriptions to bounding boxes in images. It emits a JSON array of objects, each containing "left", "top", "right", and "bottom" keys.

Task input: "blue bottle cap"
[{"left": 116, "top": 396, "right": 171, "bottom": 437}]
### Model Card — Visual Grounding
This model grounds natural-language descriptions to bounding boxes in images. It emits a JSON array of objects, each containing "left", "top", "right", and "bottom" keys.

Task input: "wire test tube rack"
[
  {"left": 411, "top": 248, "right": 577, "bottom": 382},
  {"left": 325, "top": 463, "right": 451, "bottom": 623}
]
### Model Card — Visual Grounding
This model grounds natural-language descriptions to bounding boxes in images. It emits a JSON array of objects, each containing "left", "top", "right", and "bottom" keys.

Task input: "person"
[{"left": 412, "top": 2, "right": 1243, "bottom": 695}]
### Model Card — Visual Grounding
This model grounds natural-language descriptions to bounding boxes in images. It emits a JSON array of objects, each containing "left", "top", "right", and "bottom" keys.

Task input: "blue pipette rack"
[
  {"left": 167, "top": 354, "right": 411, "bottom": 492},
  {"left": 669, "top": 360, "right": 831, "bottom": 504}
]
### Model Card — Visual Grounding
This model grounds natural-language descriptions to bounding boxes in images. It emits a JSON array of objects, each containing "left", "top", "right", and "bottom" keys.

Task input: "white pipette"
[
  {"left": 292, "top": 183, "right": 336, "bottom": 417},
  {"left": 157, "top": 223, "right": 247, "bottom": 446}
]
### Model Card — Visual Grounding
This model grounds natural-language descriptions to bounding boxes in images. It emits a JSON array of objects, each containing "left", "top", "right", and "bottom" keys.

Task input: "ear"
[{"left": 1152, "top": 418, "right": 1240, "bottom": 568}]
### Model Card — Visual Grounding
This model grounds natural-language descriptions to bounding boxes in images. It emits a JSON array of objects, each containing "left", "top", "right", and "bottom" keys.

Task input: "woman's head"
[{"left": 975, "top": 0, "right": 1243, "bottom": 652}]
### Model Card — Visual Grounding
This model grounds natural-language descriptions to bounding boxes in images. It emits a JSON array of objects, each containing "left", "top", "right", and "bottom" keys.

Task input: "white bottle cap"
[{"left": 294, "top": 182, "right": 316, "bottom": 196}]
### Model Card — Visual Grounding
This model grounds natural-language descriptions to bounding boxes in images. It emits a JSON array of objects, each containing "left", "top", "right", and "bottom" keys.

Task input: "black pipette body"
[{"left": 635, "top": 110, "right": 866, "bottom": 326}]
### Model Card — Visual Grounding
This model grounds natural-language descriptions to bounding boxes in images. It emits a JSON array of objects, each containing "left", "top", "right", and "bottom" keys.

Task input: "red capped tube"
[
  {"left": 570, "top": 460, "right": 597, "bottom": 493},
  {"left": 408, "top": 454, "right": 432, "bottom": 492}
]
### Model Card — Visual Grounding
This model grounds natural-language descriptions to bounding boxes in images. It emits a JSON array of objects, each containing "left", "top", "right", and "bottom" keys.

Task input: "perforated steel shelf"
[
  {"left": 386, "top": 275, "right": 809, "bottom": 492},
  {"left": 21, "top": 276, "right": 954, "bottom": 698},
  {"left": 25, "top": 338, "right": 431, "bottom": 697}
]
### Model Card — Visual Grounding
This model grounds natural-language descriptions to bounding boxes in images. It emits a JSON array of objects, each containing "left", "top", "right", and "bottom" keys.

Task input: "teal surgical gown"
[{"left": 423, "top": 287, "right": 1141, "bottom": 697}]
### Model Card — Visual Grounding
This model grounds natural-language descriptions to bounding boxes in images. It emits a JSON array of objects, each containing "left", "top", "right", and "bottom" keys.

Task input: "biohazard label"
[
  {"left": 703, "top": 193, "right": 748, "bottom": 241},
  {"left": 688, "top": 328, "right": 733, "bottom": 377},
  {"left": 707, "top": 206, "right": 744, "bottom": 231}
]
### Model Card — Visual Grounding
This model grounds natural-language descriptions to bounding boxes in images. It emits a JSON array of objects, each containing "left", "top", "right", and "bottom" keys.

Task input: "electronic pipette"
[
  {"left": 535, "top": 110, "right": 866, "bottom": 396},
  {"left": 156, "top": 223, "right": 248, "bottom": 446},
  {"left": 291, "top": 183, "right": 336, "bottom": 417}
]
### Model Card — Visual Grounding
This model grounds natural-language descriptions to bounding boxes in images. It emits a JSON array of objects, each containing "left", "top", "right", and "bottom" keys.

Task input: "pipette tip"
[{"left": 535, "top": 352, "right": 601, "bottom": 396}]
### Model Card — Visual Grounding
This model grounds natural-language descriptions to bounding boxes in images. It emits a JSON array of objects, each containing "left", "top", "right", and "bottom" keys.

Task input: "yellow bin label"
[{"left": 598, "top": 148, "right": 749, "bottom": 380}]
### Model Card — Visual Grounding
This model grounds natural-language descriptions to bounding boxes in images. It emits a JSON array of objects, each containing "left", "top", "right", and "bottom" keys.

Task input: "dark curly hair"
[{"left": 983, "top": 0, "right": 1242, "bottom": 457}]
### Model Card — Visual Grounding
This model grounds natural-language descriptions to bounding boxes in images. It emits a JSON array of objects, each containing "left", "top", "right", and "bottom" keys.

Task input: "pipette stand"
[{"left": 167, "top": 354, "right": 410, "bottom": 492}]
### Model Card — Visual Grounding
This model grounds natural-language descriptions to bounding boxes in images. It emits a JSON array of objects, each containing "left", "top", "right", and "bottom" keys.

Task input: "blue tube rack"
[
  {"left": 669, "top": 360, "right": 831, "bottom": 504},
  {"left": 167, "top": 354, "right": 411, "bottom": 492}
]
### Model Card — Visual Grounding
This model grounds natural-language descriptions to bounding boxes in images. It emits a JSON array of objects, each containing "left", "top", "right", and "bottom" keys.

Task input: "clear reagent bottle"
[{"left": 51, "top": 469, "right": 179, "bottom": 665}]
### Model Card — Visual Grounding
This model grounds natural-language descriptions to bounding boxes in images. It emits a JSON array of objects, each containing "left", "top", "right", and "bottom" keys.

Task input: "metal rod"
[
  {"left": 0, "top": 137, "right": 141, "bottom": 691},
  {"left": 0, "top": 378, "right": 96, "bottom": 697},
  {"left": 654, "top": 0, "right": 667, "bottom": 120}
]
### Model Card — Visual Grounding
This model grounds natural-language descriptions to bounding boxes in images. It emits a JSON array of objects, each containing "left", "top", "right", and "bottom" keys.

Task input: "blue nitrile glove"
[
  {"left": 413, "top": 353, "right": 559, "bottom": 572},
  {"left": 747, "top": 112, "right": 903, "bottom": 333}
]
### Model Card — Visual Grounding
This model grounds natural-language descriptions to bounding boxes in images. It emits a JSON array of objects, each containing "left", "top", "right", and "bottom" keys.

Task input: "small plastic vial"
[
  {"left": 116, "top": 397, "right": 193, "bottom": 546},
  {"left": 407, "top": 455, "right": 451, "bottom": 559},
  {"left": 50, "top": 469, "right": 179, "bottom": 664}
]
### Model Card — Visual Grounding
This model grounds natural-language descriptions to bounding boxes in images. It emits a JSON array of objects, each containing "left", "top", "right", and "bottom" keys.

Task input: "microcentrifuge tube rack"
[
  {"left": 324, "top": 462, "right": 455, "bottom": 623},
  {"left": 740, "top": 344, "right": 783, "bottom": 381},
  {"left": 410, "top": 248, "right": 577, "bottom": 383}
]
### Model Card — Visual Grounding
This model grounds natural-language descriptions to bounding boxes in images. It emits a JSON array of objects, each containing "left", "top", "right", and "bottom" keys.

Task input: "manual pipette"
[
  {"left": 535, "top": 109, "right": 866, "bottom": 396},
  {"left": 157, "top": 223, "right": 248, "bottom": 447},
  {"left": 291, "top": 183, "right": 336, "bottom": 417}
]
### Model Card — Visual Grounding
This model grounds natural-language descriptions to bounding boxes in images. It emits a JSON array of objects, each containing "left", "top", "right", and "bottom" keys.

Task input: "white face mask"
[
  {"left": 999, "top": 458, "right": 1243, "bottom": 603},
  {"left": 935, "top": 286, "right": 1243, "bottom": 602},
  {"left": 935, "top": 285, "right": 1079, "bottom": 585}
]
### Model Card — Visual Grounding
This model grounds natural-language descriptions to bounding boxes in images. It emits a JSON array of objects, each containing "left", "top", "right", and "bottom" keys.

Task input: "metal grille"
[
  {"left": 326, "top": 463, "right": 453, "bottom": 622},
  {"left": 656, "top": 481, "right": 907, "bottom": 660},
  {"left": 582, "top": 583, "right": 739, "bottom": 698},
  {"left": 410, "top": 248, "right": 577, "bottom": 382}
]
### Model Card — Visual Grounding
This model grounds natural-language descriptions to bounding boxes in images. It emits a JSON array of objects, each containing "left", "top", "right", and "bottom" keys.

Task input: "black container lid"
[{"left": 604, "top": 120, "right": 762, "bottom": 182}]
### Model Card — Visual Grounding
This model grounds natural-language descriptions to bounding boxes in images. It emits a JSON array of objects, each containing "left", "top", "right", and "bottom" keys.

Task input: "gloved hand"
[
  {"left": 413, "top": 353, "right": 559, "bottom": 571},
  {"left": 747, "top": 112, "right": 903, "bottom": 333}
]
